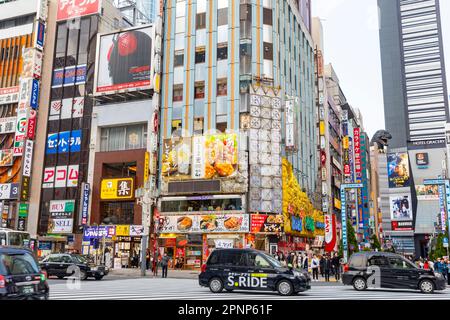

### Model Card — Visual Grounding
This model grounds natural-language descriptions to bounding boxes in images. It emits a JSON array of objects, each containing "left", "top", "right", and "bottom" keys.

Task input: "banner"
[
  {"left": 95, "top": 26, "right": 153, "bottom": 94},
  {"left": 57, "top": 0, "right": 101, "bottom": 21},
  {"left": 250, "top": 214, "right": 283, "bottom": 233},
  {"left": 387, "top": 152, "right": 410, "bottom": 188},
  {"left": 158, "top": 214, "right": 250, "bottom": 234},
  {"left": 415, "top": 184, "right": 439, "bottom": 200},
  {"left": 52, "top": 65, "right": 87, "bottom": 88},
  {"left": 48, "top": 200, "right": 75, "bottom": 234},
  {"left": 46, "top": 130, "right": 82, "bottom": 154},
  {"left": 42, "top": 165, "right": 79, "bottom": 188},
  {"left": 389, "top": 194, "right": 413, "bottom": 221},
  {"left": 0, "top": 87, "right": 19, "bottom": 105}
]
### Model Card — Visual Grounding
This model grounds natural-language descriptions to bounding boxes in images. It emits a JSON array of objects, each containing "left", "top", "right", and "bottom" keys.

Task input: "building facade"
[
  {"left": 378, "top": 0, "right": 449, "bottom": 257},
  {"left": 158, "top": 0, "right": 320, "bottom": 268}
]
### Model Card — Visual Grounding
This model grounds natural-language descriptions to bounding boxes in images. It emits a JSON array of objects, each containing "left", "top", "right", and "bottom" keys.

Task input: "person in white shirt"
[{"left": 311, "top": 254, "right": 320, "bottom": 281}]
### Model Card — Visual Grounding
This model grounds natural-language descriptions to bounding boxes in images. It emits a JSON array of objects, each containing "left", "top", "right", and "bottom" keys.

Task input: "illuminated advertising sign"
[
  {"left": 387, "top": 153, "right": 411, "bottom": 188},
  {"left": 57, "top": 0, "right": 101, "bottom": 21}
]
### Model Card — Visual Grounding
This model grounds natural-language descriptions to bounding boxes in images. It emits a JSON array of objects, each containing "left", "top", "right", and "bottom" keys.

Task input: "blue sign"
[
  {"left": 424, "top": 179, "right": 447, "bottom": 186},
  {"left": 46, "top": 130, "right": 82, "bottom": 154},
  {"left": 30, "top": 79, "right": 39, "bottom": 110},
  {"left": 38, "top": 241, "right": 52, "bottom": 250},
  {"left": 46, "top": 133, "right": 59, "bottom": 154},
  {"left": 444, "top": 238, "right": 448, "bottom": 244},
  {"left": 70, "top": 130, "right": 82, "bottom": 152},
  {"left": 291, "top": 216, "right": 303, "bottom": 232},
  {"left": 83, "top": 226, "right": 115, "bottom": 242},
  {"left": 57, "top": 131, "right": 70, "bottom": 153},
  {"left": 36, "top": 21, "right": 45, "bottom": 49},
  {"left": 81, "top": 183, "right": 90, "bottom": 225}
]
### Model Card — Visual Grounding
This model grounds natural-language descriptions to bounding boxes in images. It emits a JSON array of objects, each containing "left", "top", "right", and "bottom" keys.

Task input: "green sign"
[{"left": 18, "top": 203, "right": 29, "bottom": 218}]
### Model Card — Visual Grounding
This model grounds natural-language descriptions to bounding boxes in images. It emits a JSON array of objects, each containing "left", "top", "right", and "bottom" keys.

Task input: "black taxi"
[{"left": 199, "top": 248, "right": 311, "bottom": 296}]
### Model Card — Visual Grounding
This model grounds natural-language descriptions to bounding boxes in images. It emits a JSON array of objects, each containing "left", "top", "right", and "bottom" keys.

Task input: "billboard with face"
[
  {"left": 389, "top": 194, "right": 413, "bottom": 221},
  {"left": 95, "top": 26, "right": 153, "bottom": 94}
]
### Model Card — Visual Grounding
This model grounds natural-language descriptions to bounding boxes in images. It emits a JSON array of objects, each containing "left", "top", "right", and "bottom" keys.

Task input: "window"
[
  {"left": 61, "top": 255, "right": 73, "bottom": 263},
  {"left": 172, "top": 120, "right": 182, "bottom": 134},
  {"left": 389, "top": 257, "right": 416, "bottom": 270},
  {"left": 368, "top": 256, "right": 389, "bottom": 267},
  {"left": 247, "top": 253, "right": 271, "bottom": 268},
  {"left": 194, "top": 117, "right": 204, "bottom": 135},
  {"left": 100, "top": 124, "right": 147, "bottom": 152},
  {"left": 195, "top": 48, "right": 205, "bottom": 63},
  {"left": 217, "top": 122, "right": 227, "bottom": 133},
  {"left": 217, "top": 79, "right": 227, "bottom": 96},
  {"left": 174, "top": 51, "right": 184, "bottom": 67},
  {"left": 196, "top": 13, "right": 206, "bottom": 29},
  {"left": 263, "top": 7, "right": 272, "bottom": 25},
  {"left": 349, "top": 254, "right": 366, "bottom": 268},
  {"left": 207, "top": 251, "right": 220, "bottom": 265},
  {"left": 217, "top": 44, "right": 228, "bottom": 60},
  {"left": 219, "top": 251, "right": 246, "bottom": 266},
  {"left": 0, "top": 253, "right": 40, "bottom": 275},
  {"left": 217, "top": 8, "right": 228, "bottom": 26},
  {"left": 264, "top": 42, "right": 273, "bottom": 60},
  {"left": 173, "top": 85, "right": 183, "bottom": 102},
  {"left": 194, "top": 82, "right": 205, "bottom": 99}
]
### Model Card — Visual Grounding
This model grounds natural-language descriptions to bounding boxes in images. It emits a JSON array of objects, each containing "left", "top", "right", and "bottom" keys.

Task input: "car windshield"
[
  {"left": 71, "top": 255, "right": 88, "bottom": 264},
  {"left": 0, "top": 253, "right": 40, "bottom": 275},
  {"left": 260, "top": 252, "right": 282, "bottom": 268}
]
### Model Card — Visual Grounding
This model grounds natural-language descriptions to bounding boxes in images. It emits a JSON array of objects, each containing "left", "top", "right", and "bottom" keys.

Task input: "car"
[
  {"left": 199, "top": 248, "right": 311, "bottom": 296},
  {"left": 0, "top": 246, "right": 49, "bottom": 300},
  {"left": 342, "top": 252, "right": 447, "bottom": 294},
  {"left": 40, "top": 253, "right": 109, "bottom": 280}
]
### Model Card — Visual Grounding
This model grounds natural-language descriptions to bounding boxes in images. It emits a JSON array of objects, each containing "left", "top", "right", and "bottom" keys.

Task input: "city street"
[{"left": 48, "top": 278, "right": 450, "bottom": 300}]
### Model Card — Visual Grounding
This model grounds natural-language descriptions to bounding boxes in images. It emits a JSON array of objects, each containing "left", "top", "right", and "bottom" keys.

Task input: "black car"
[
  {"left": 199, "top": 248, "right": 311, "bottom": 296},
  {"left": 40, "top": 253, "right": 109, "bottom": 280},
  {"left": 0, "top": 246, "right": 49, "bottom": 300},
  {"left": 342, "top": 252, "right": 447, "bottom": 294}
]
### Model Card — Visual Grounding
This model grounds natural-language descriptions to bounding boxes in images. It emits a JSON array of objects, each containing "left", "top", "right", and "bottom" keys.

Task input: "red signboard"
[
  {"left": 57, "top": 0, "right": 101, "bottom": 21},
  {"left": 353, "top": 128, "right": 361, "bottom": 181},
  {"left": 391, "top": 221, "right": 413, "bottom": 232},
  {"left": 324, "top": 214, "right": 337, "bottom": 253},
  {"left": 320, "top": 150, "right": 326, "bottom": 166},
  {"left": 251, "top": 214, "right": 267, "bottom": 233},
  {"left": 27, "top": 110, "right": 37, "bottom": 140}
]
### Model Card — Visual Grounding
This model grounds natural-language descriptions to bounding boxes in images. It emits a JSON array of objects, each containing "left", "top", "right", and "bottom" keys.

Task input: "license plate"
[{"left": 22, "top": 286, "right": 34, "bottom": 294}]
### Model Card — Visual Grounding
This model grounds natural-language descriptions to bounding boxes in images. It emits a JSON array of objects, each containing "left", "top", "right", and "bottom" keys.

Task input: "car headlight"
[
  {"left": 90, "top": 266, "right": 98, "bottom": 271},
  {"left": 293, "top": 271, "right": 306, "bottom": 279}
]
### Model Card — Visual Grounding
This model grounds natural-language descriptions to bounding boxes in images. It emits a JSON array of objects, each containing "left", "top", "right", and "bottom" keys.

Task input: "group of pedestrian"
[
  {"left": 274, "top": 251, "right": 342, "bottom": 282},
  {"left": 145, "top": 251, "right": 171, "bottom": 278},
  {"left": 413, "top": 256, "right": 450, "bottom": 285}
]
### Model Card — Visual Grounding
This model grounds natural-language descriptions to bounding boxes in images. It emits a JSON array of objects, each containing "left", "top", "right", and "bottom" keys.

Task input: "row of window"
[{"left": 172, "top": 79, "right": 227, "bottom": 102}]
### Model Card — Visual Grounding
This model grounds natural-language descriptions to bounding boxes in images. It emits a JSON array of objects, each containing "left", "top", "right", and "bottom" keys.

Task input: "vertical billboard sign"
[
  {"left": 79, "top": 183, "right": 90, "bottom": 226},
  {"left": 285, "top": 100, "right": 295, "bottom": 149},
  {"left": 56, "top": 0, "right": 101, "bottom": 21},
  {"left": 353, "top": 128, "right": 361, "bottom": 182},
  {"left": 95, "top": 26, "right": 154, "bottom": 94},
  {"left": 387, "top": 153, "right": 411, "bottom": 188}
]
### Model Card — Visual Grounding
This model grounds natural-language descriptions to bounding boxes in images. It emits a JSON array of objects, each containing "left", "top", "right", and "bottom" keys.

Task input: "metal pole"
[{"left": 140, "top": 200, "right": 148, "bottom": 277}]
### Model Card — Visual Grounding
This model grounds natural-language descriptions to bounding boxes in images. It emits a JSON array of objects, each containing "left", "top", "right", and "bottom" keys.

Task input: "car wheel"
[
  {"left": 79, "top": 270, "right": 88, "bottom": 281},
  {"left": 353, "top": 277, "right": 367, "bottom": 291},
  {"left": 95, "top": 276, "right": 104, "bottom": 281},
  {"left": 419, "top": 279, "right": 435, "bottom": 294},
  {"left": 277, "top": 280, "right": 294, "bottom": 296},
  {"left": 208, "top": 278, "right": 224, "bottom": 293}
]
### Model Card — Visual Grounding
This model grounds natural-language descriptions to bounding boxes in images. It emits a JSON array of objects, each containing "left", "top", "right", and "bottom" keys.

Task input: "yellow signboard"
[
  {"left": 343, "top": 136, "right": 349, "bottom": 149},
  {"left": 144, "top": 152, "right": 149, "bottom": 183},
  {"left": 334, "top": 198, "right": 342, "bottom": 210},
  {"left": 115, "top": 225, "right": 130, "bottom": 236},
  {"left": 100, "top": 178, "right": 134, "bottom": 200},
  {"left": 319, "top": 121, "right": 325, "bottom": 135}
]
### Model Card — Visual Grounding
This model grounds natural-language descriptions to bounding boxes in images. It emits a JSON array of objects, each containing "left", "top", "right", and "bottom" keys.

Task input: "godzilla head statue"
[{"left": 371, "top": 130, "right": 392, "bottom": 151}]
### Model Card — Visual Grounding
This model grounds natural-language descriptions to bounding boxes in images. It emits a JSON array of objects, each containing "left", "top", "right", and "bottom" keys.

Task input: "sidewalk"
[{"left": 109, "top": 268, "right": 341, "bottom": 282}]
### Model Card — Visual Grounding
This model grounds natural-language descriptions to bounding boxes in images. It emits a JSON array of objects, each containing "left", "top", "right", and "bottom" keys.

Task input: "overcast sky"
[{"left": 312, "top": 0, "right": 450, "bottom": 139}]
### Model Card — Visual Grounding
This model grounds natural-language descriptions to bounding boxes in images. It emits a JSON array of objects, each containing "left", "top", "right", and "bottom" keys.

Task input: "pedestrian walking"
[
  {"left": 161, "top": 253, "right": 170, "bottom": 278},
  {"left": 152, "top": 255, "right": 159, "bottom": 276},
  {"left": 302, "top": 253, "right": 309, "bottom": 271},
  {"left": 324, "top": 255, "right": 332, "bottom": 282},
  {"left": 311, "top": 255, "right": 320, "bottom": 281}
]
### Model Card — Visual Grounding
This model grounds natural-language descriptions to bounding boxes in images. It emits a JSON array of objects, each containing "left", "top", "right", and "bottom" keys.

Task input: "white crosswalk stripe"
[{"left": 49, "top": 278, "right": 450, "bottom": 300}]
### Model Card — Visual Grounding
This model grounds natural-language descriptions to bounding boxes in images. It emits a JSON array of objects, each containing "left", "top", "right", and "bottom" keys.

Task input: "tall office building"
[{"left": 378, "top": 0, "right": 449, "bottom": 256}]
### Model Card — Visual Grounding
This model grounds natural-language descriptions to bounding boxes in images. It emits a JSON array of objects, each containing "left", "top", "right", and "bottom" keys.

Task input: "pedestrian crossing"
[{"left": 49, "top": 278, "right": 450, "bottom": 300}]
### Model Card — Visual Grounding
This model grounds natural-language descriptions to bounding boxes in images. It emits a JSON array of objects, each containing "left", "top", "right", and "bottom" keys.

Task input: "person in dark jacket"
[
  {"left": 332, "top": 253, "right": 341, "bottom": 281},
  {"left": 161, "top": 253, "right": 170, "bottom": 278},
  {"left": 319, "top": 255, "right": 325, "bottom": 278},
  {"left": 323, "top": 255, "right": 332, "bottom": 282}
]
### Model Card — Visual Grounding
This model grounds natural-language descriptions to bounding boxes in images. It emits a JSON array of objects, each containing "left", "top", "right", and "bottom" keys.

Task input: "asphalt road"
[{"left": 48, "top": 277, "right": 450, "bottom": 300}]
